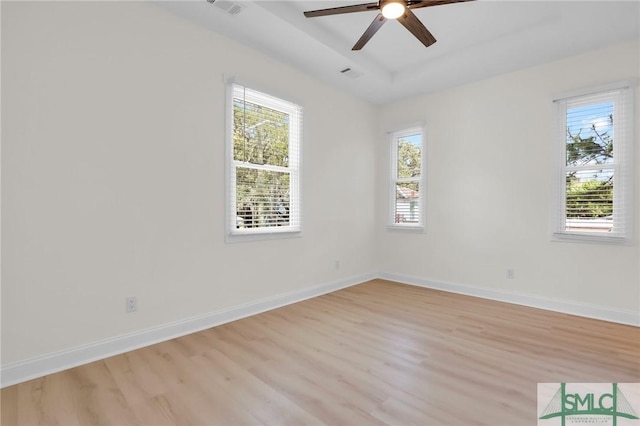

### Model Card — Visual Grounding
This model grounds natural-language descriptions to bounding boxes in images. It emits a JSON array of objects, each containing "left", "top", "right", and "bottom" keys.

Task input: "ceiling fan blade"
[
  {"left": 352, "top": 13, "right": 387, "bottom": 50},
  {"left": 397, "top": 8, "right": 437, "bottom": 47},
  {"left": 408, "top": 0, "right": 475, "bottom": 10},
  {"left": 304, "top": 2, "right": 378, "bottom": 18}
]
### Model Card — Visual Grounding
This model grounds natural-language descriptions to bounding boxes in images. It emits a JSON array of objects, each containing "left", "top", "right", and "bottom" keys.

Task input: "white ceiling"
[{"left": 157, "top": 0, "right": 640, "bottom": 104}]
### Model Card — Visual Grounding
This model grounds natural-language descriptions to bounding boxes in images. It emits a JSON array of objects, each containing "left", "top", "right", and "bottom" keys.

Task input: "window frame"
[
  {"left": 551, "top": 81, "right": 634, "bottom": 244},
  {"left": 388, "top": 125, "right": 426, "bottom": 231},
  {"left": 226, "top": 82, "right": 302, "bottom": 242}
]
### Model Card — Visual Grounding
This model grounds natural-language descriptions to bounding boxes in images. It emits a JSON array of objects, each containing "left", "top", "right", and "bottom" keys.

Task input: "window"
[
  {"left": 553, "top": 83, "right": 633, "bottom": 243},
  {"left": 389, "top": 126, "right": 425, "bottom": 229},
  {"left": 227, "top": 84, "right": 302, "bottom": 239}
]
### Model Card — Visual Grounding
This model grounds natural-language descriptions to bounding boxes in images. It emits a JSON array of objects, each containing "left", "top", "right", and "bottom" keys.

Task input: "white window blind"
[
  {"left": 553, "top": 84, "right": 634, "bottom": 243},
  {"left": 389, "top": 127, "right": 425, "bottom": 229},
  {"left": 228, "top": 84, "right": 302, "bottom": 237}
]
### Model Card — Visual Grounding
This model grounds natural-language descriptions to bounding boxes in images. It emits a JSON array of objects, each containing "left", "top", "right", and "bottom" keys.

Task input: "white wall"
[
  {"left": 2, "top": 0, "right": 639, "bottom": 382},
  {"left": 1, "top": 1, "right": 377, "bottom": 365},
  {"left": 376, "top": 41, "right": 640, "bottom": 315}
]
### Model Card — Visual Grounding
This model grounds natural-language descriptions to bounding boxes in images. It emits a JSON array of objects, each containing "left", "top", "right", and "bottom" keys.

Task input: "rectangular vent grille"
[
  {"left": 209, "top": 0, "right": 245, "bottom": 16},
  {"left": 340, "top": 67, "right": 364, "bottom": 79}
]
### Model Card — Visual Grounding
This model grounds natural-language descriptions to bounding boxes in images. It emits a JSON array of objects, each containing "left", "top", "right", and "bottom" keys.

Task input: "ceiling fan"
[{"left": 303, "top": 0, "right": 475, "bottom": 51}]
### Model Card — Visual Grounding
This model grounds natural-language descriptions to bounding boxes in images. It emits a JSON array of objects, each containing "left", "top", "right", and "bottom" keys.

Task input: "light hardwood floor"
[{"left": 2, "top": 279, "right": 639, "bottom": 425}]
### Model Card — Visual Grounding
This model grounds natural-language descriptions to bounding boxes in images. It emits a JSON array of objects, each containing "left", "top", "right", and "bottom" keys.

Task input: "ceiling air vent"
[
  {"left": 208, "top": 0, "right": 245, "bottom": 16},
  {"left": 340, "top": 67, "right": 364, "bottom": 79}
]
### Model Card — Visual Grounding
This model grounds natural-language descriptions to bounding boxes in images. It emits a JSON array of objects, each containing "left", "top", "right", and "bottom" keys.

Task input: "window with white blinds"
[
  {"left": 553, "top": 83, "right": 634, "bottom": 243},
  {"left": 228, "top": 84, "right": 302, "bottom": 238},
  {"left": 389, "top": 126, "right": 425, "bottom": 230}
]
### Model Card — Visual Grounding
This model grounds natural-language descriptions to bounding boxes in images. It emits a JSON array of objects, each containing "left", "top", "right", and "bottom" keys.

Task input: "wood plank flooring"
[{"left": 2, "top": 279, "right": 639, "bottom": 425}]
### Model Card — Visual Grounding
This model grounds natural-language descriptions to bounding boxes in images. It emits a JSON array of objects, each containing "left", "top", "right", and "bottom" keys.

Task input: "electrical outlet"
[
  {"left": 506, "top": 268, "right": 515, "bottom": 279},
  {"left": 335, "top": 260, "right": 340, "bottom": 270},
  {"left": 126, "top": 297, "right": 137, "bottom": 313}
]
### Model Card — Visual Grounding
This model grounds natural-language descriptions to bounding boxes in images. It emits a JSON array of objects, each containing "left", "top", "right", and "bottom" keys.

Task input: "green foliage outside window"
[
  {"left": 565, "top": 108, "right": 614, "bottom": 220},
  {"left": 233, "top": 100, "right": 292, "bottom": 229}
]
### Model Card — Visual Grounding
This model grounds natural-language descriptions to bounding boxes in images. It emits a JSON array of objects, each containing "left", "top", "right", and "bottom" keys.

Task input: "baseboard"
[
  {"left": 0, "top": 273, "right": 374, "bottom": 389},
  {"left": 378, "top": 271, "right": 640, "bottom": 327}
]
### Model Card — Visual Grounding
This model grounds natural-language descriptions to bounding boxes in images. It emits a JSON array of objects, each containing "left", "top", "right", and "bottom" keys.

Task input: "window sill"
[
  {"left": 387, "top": 224, "right": 425, "bottom": 233},
  {"left": 226, "top": 228, "right": 302, "bottom": 243},
  {"left": 551, "top": 232, "right": 632, "bottom": 246}
]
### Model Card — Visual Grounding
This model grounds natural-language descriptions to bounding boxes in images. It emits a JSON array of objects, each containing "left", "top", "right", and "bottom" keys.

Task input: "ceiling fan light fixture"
[{"left": 381, "top": 1, "right": 405, "bottom": 19}]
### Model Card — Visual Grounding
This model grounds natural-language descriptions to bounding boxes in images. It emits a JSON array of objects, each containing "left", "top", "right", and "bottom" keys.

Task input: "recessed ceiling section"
[{"left": 155, "top": 0, "right": 640, "bottom": 105}]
